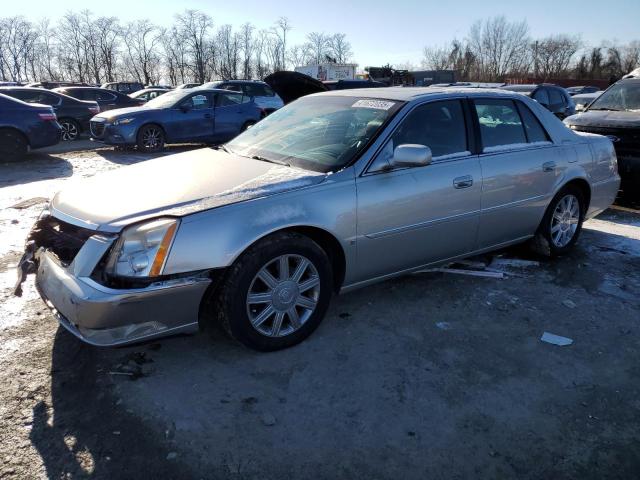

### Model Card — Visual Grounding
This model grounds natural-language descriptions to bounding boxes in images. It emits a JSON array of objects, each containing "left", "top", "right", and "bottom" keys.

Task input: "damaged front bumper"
[
  {"left": 15, "top": 215, "right": 213, "bottom": 347},
  {"left": 34, "top": 250, "right": 211, "bottom": 346}
]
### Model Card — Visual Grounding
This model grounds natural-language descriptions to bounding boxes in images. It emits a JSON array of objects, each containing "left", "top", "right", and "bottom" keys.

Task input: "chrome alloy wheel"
[
  {"left": 60, "top": 121, "right": 78, "bottom": 141},
  {"left": 246, "top": 254, "right": 321, "bottom": 337},
  {"left": 142, "top": 127, "right": 162, "bottom": 149},
  {"left": 550, "top": 194, "right": 580, "bottom": 248}
]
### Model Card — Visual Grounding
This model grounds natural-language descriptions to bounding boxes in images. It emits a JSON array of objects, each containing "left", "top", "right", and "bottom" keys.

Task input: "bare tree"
[
  {"left": 305, "top": 32, "right": 329, "bottom": 65},
  {"left": 328, "top": 33, "right": 352, "bottom": 63},
  {"left": 467, "top": 16, "right": 530, "bottom": 80},
  {"left": 272, "top": 17, "right": 291, "bottom": 70},
  {"left": 123, "top": 19, "right": 161, "bottom": 84},
  {"left": 532, "top": 35, "right": 582, "bottom": 79},
  {"left": 176, "top": 10, "right": 214, "bottom": 83},
  {"left": 238, "top": 22, "right": 254, "bottom": 79}
]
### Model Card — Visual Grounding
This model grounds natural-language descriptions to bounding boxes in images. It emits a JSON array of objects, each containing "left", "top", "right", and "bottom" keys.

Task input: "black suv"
[
  {"left": 53, "top": 87, "right": 144, "bottom": 111},
  {"left": 0, "top": 87, "right": 100, "bottom": 141},
  {"left": 500, "top": 84, "right": 575, "bottom": 119},
  {"left": 564, "top": 78, "right": 640, "bottom": 199},
  {"left": 101, "top": 82, "right": 144, "bottom": 94}
]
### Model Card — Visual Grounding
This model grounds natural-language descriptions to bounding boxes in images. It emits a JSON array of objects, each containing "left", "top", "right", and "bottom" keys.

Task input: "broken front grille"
[{"left": 28, "top": 215, "right": 95, "bottom": 266}]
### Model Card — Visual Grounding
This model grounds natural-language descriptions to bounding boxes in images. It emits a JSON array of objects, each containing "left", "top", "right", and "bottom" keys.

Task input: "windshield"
[
  {"left": 588, "top": 82, "right": 640, "bottom": 112},
  {"left": 226, "top": 96, "right": 402, "bottom": 173},
  {"left": 145, "top": 90, "right": 185, "bottom": 108}
]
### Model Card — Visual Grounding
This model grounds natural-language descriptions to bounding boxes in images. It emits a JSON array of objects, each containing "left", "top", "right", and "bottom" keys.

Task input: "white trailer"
[{"left": 294, "top": 63, "right": 357, "bottom": 81}]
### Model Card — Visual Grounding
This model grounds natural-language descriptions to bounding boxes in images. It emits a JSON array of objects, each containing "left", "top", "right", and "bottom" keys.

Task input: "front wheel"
[
  {"left": 213, "top": 232, "right": 333, "bottom": 351},
  {"left": 136, "top": 124, "right": 165, "bottom": 153},
  {"left": 240, "top": 121, "right": 256, "bottom": 132},
  {"left": 532, "top": 185, "right": 585, "bottom": 256}
]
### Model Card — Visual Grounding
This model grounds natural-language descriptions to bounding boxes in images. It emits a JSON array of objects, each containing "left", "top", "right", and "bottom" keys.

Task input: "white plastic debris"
[
  {"left": 541, "top": 332, "right": 573, "bottom": 346},
  {"left": 562, "top": 299, "right": 577, "bottom": 309},
  {"left": 431, "top": 267, "right": 504, "bottom": 279},
  {"left": 435, "top": 322, "right": 451, "bottom": 330}
]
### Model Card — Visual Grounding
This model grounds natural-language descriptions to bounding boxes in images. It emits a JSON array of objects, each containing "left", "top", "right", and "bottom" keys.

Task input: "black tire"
[
  {"left": 213, "top": 232, "right": 333, "bottom": 351},
  {"left": 59, "top": 118, "right": 80, "bottom": 141},
  {"left": 136, "top": 124, "right": 165, "bottom": 153},
  {"left": 241, "top": 121, "right": 256, "bottom": 132},
  {"left": 0, "top": 129, "right": 28, "bottom": 163},
  {"left": 532, "top": 185, "right": 585, "bottom": 257}
]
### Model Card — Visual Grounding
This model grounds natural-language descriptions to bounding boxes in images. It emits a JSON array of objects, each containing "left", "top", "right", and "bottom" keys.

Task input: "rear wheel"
[
  {"left": 0, "top": 129, "right": 28, "bottom": 162},
  {"left": 213, "top": 232, "right": 333, "bottom": 351},
  {"left": 136, "top": 124, "right": 165, "bottom": 153},
  {"left": 532, "top": 185, "right": 585, "bottom": 256},
  {"left": 59, "top": 118, "right": 80, "bottom": 141}
]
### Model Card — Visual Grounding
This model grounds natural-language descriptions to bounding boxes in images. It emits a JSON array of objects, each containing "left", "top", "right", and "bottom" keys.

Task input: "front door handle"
[
  {"left": 453, "top": 175, "right": 473, "bottom": 189},
  {"left": 542, "top": 161, "right": 556, "bottom": 172}
]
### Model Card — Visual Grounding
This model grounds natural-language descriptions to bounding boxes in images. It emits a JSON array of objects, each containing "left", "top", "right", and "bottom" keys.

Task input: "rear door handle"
[
  {"left": 542, "top": 161, "right": 556, "bottom": 172},
  {"left": 453, "top": 175, "right": 473, "bottom": 189}
]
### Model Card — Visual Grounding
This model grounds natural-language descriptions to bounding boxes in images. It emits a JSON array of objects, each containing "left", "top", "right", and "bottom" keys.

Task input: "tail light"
[{"left": 38, "top": 112, "right": 57, "bottom": 121}]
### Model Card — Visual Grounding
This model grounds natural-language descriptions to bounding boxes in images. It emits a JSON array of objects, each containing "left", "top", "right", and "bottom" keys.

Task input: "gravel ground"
[{"left": 1, "top": 146, "right": 639, "bottom": 479}]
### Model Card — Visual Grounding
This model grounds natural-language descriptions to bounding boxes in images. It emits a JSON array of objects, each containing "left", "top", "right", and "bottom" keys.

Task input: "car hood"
[
  {"left": 51, "top": 148, "right": 327, "bottom": 231},
  {"left": 94, "top": 106, "right": 154, "bottom": 120},
  {"left": 264, "top": 71, "right": 328, "bottom": 104},
  {"left": 565, "top": 110, "right": 640, "bottom": 129}
]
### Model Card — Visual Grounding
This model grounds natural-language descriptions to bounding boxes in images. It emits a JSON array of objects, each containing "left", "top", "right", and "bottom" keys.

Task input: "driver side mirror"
[{"left": 390, "top": 144, "right": 432, "bottom": 168}]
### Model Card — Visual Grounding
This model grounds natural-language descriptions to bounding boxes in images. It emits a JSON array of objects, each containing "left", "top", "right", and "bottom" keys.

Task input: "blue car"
[
  {"left": 0, "top": 93, "right": 62, "bottom": 162},
  {"left": 89, "top": 88, "right": 263, "bottom": 152}
]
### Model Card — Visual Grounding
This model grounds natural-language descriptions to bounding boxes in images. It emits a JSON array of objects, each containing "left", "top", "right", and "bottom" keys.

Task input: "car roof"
[
  {"left": 307, "top": 86, "right": 533, "bottom": 102},
  {"left": 206, "top": 80, "right": 268, "bottom": 85}
]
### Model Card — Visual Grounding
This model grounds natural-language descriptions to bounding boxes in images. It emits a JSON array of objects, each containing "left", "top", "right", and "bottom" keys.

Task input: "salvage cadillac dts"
[{"left": 15, "top": 88, "right": 620, "bottom": 351}]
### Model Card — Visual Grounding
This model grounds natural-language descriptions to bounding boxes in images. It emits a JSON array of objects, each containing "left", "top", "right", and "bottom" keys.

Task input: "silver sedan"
[{"left": 17, "top": 87, "right": 620, "bottom": 350}]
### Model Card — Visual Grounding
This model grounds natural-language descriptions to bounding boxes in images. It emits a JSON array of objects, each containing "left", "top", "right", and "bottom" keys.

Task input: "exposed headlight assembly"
[
  {"left": 112, "top": 117, "right": 135, "bottom": 126},
  {"left": 106, "top": 218, "right": 179, "bottom": 278}
]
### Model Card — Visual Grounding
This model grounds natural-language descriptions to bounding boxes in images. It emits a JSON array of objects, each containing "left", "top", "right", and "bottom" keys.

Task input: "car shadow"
[
  {"left": 0, "top": 154, "right": 73, "bottom": 188},
  {"left": 28, "top": 327, "right": 192, "bottom": 479}
]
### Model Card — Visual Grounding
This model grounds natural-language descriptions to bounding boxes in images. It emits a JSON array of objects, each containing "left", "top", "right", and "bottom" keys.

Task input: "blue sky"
[{"left": 4, "top": 0, "right": 639, "bottom": 68}]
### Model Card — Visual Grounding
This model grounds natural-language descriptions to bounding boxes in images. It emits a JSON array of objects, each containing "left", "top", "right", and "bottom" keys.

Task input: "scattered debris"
[
  {"left": 108, "top": 371, "right": 134, "bottom": 376},
  {"left": 112, "top": 431, "right": 120, "bottom": 435},
  {"left": 431, "top": 267, "right": 505, "bottom": 279},
  {"left": 166, "top": 452, "right": 178, "bottom": 460},
  {"left": 10, "top": 197, "right": 48, "bottom": 209},
  {"left": 436, "top": 322, "right": 452, "bottom": 330},
  {"left": 338, "top": 312, "right": 352, "bottom": 319},
  {"left": 261, "top": 413, "right": 277, "bottom": 426},
  {"left": 541, "top": 332, "right": 573, "bottom": 346},
  {"left": 562, "top": 299, "right": 577, "bottom": 309}
]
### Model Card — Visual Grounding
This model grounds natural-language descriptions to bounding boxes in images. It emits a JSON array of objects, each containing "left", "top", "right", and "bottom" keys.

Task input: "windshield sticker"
[{"left": 352, "top": 99, "right": 396, "bottom": 110}]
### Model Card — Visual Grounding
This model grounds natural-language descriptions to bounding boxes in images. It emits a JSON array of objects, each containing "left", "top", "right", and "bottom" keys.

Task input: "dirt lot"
[{"left": 1, "top": 145, "right": 639, "bottom": 479}]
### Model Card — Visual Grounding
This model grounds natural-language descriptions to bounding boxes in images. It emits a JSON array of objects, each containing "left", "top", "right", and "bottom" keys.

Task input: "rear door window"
[
  {"left": 96, "top": 91, "right": 117, "bottom": 101},
  {"left": 533, "top": 89, "right": 550, "bottom": 106},
  {"left": 216, "top": 92, "right": 243, "bottom": 107},
  {"left": 474, "top": 99, "right": 527, "bottom": 150},
  {"left": 516, "top": 102, "right": 551, "bottom": 143},
  {"left": 243, "top": 83, "right": 275, "bottom": 97},
  {"left": 221, "top": 84, "right": 243, "bottom": 93},
  {"left": 548, "top": 88, "right": 564, "bottom": 107}
]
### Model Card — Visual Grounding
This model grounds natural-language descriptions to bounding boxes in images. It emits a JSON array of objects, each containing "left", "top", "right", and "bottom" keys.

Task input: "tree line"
[
  {"left": 421, "top": 16, "right": 640, "bottom": 82},
  {"left": 0, "top": 10, "right": 353, "bottom": 84}
]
